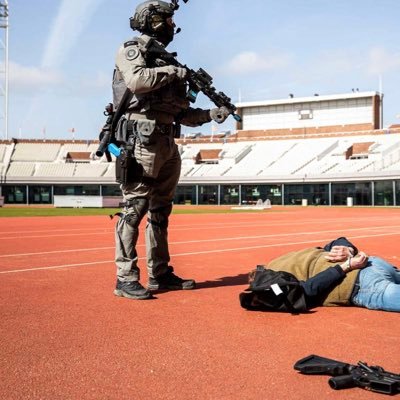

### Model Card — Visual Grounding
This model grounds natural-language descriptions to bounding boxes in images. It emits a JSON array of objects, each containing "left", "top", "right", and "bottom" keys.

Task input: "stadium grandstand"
[{"left": 0, "top": 91, "right": 400, "bottom": 207}]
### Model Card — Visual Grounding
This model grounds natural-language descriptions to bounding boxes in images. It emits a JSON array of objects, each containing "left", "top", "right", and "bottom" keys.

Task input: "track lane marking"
[
  {"left": 2, "top": 216, "right": 400, "bottom": 240},
  {"left": 1, "top": 231, "right": 399, "bottom": 275},
  {"left": 0, "top": 225, "right": 398, "bottom": 258}
]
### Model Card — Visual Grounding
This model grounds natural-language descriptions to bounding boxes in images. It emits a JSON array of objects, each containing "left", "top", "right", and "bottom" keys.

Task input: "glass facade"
[
  {"left": 220, "top": 185, "right": 240, "bottom": 205},
  {"left": 284, "top": 184, "right": 329, "bottom": 206},
  {"left": 198, "top": 185, "right": 218, "bottom": 205},
  {"left": 241, "top": 184, "right": 282, "bottom": 205},
  {"left": 29, "top": 186, "right": 52, "bottom": 204},
  {"left": 331, "top": 182, "right": 371, "bottom": 206},
  {"left": 1, "top": 181, "right": 400, "bottom": 206},
  {"left": 54, "top": 185, "right": 100, "bottom": 196},
  {"left": 174, "top": 185, "right": 197, "bottom": 205},
  {"left": 101, "top": 185, "right": 121, "bottom": 197},
  {"left": 374, "top": 181, "right": 394, "bottom": 206},
  {"left": 2, "top": 185, "right": 27, "bottom": 204}
]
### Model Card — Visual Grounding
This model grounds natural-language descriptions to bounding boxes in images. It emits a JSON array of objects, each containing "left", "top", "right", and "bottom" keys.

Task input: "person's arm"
[
  {"left": 179, "top": 106, "right": 231, "bottom": 127},
  {"left": 179, "top": 107, "right": 212, "bottom": 127},
  {"left": 116, "top": 43, "right": 186, "bottom": 95},
  {"left": 301, "top": 252, "right": 368, "bottom": 308}
]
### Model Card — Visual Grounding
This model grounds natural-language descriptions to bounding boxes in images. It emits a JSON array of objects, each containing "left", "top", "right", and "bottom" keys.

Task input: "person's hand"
[
  {"left": 163, "top": 65, "right": 187, "bottom": 81},
  {"left": 173, "top": 66, "right": 187, "bottom": 80},
  {"left": 340, "top": 251, "right": 368, "bottom": 273},
  {"left": 349, "top": 251, "right": 369, "bottom": 270},
  {"left": 209, "top": 106, "right": 230, "bottom": 124},
  {"left": 325, "top": 245, "right": 354, "bottom": 263}
]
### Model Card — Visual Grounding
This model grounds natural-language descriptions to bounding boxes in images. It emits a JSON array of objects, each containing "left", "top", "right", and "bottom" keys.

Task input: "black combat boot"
[
  {"left": 114, "top": 280, "right": 153, "bottom": 300},
  {"left": 148, "top": 266, "right": 196, "bottom": 291}
]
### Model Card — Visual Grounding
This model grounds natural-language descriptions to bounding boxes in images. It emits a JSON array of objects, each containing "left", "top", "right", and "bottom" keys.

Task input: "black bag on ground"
[{"left": 239, "top": 265, "right": 308, "bottom": 313}]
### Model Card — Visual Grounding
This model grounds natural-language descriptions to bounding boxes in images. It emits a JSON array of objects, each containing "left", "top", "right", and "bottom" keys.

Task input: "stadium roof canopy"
[{"left": 236, "top": 91, "right": 380, "bottom": 108}]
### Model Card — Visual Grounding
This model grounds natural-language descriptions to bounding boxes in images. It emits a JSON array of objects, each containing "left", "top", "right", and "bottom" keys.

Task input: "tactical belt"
[
  {"left": 126, "top": 113, "right": 176, "bottom": 136},
  {"left": 156, "top": 123, "right": 175, "bottom": 136},
  {"left": 125, "top": 119, "right": 175, "bottom": 137}
]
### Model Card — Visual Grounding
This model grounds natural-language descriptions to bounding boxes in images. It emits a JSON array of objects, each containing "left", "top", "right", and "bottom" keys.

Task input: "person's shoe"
[
  {"left": 114, "top": 280, "right": 153, "bottom": 300},
  {"left": 148, "top": 267, "right": 196, "bottom": 291}
]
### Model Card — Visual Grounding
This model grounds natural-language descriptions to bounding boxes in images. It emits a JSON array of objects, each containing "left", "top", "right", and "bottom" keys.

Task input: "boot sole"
[
  {"left": 114, "top": 289, "right": 153, "bottom": 300},
  {"left": 147, "top": 284, "right": 196, "bottom": 291}
]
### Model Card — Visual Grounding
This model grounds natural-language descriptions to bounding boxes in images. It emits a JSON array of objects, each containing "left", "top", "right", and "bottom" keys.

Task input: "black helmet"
[{"left": 130, "top": 1, "right": 176, "bottom": 45}]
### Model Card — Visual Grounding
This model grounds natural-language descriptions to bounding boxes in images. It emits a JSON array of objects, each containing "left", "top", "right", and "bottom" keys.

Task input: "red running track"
[{"left": 0, "top": 206, "right": 400, "bottom": 400}]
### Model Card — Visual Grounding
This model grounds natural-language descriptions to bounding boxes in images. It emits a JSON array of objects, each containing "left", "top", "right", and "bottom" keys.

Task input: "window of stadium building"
[
  {"left": 374, "top": 181, "right": 394, "bottom": 206},
  {"left": 101, "top": 185, "right": 121, "bottom": 197},
  {"left": 29, "top": 186, "right": 52, "bottom": 204},
  {"left": 331, "top": 182, "right": 372, "bottom": 206},
  {"left": 241, "top": 185, "right": 282, "bottom": 205},
  {"left": 220, "top": 185, "right": 240, "bottom": 205},
  {"left": 284, "top": 184, "right": 329, "bottom": 206},
  {"left": 3, "top": 185, "right": 27, "bottom": 204},
  {"left": 174, "top": 186, "right": 197, "bottom": 205},
  {"left": 54, "top": 185, "right": 100, "bottom": 196},
  {"left": 198, "top": 185, "right": 218, "bottom": 205},
  {"left": 396, "top": 181, "right": 400, "bottom": 206}
]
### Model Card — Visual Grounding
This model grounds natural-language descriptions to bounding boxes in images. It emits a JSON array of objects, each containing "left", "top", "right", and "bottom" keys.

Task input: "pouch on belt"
[{"left": 136, "top": 120, "right": 157, "bottom": 146}]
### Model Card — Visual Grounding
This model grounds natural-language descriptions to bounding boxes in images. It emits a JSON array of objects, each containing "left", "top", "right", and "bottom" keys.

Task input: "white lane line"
[
  {"left": 1, "top": 231, "right": 399, "bottom": 275},
  {"left": 1, "top": 225, "right": 399, "bottom": 258},
  {"left": 0, "top": 246, "right": 116, "bottom": 258},
  {"left": 0, "top": 227, "right": 113, "bottom": 235},
  {"left": 2, "top": 215, "right": 400, "bottom": 240},
  {"left": 0, "top": 231, "right": 114, "bottom": 240}
]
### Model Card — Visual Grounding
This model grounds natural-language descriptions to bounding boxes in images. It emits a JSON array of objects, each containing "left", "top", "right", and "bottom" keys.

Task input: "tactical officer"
[{"left": 113, "top": 0, "right": 229, "bottom": 300}]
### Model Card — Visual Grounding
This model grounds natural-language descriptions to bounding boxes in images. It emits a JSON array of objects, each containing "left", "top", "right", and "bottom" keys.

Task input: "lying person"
[{"left": 257, "top": 237, "right": 400, "bottom": 312}]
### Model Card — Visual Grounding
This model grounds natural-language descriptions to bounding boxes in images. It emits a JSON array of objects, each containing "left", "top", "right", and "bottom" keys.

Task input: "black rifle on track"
[{"left": 294, "top": 354, "right": 400, "bottom": 395}]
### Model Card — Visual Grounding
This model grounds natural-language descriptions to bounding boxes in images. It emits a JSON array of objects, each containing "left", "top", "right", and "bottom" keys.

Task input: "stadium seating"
[
  {"left": 74, "top": 163, "right": 108, "bottom": 178},
  {"left": 0, "top": 144, "right": 6, "bottom": 162},
  {"left": 59, "top": 143, "right": 93, "bottom": 160},
  {"left": 7, "top": 162, "right": 35, "bottom": 177},
  {"left": 11, "top": 143, "right": 61, "bottom": 162},
  {"left": 102, "top": 163, "right": 116, "bottom": 178},
  {"left": 35, "top": 163, "right": 75, "bottom": 177},
  {"left": 2, "top": 131, "right": 400, "bottom": 184}
]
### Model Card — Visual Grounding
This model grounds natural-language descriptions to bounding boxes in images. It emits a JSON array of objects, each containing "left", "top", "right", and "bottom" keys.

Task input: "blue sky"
[{"left": 5, "top": 0, "right": 400, "bottom": 140}]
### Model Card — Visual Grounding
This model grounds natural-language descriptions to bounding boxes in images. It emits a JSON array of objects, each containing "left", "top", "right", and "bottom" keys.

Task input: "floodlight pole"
[{"left": 0, "top": 1, "right": 9, "bottom": 140}]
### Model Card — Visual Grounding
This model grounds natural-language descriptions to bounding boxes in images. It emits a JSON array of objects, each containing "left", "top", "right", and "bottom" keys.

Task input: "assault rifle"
[
  {"left": 294, "top": 354, "right": 400, "bottom": 395},
  {"left": 144, "top": 38, "right": 242, "bottom": 123}
]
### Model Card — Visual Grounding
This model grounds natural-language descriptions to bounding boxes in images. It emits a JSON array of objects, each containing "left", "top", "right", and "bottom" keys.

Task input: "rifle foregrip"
[{"left": 329, "top": 375, "right": 356, "bottom": 390}]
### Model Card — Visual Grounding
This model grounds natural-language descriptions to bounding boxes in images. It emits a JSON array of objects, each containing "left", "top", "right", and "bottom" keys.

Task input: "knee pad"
[
  {"left": 147, "top": 204, "right": 172, "bottom": 230},
  {"left": 120, "top": 198, "right": 149, "bottom": 228}
]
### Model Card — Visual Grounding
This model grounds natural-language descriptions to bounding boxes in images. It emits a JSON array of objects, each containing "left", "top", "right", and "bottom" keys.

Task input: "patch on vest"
[{"left": 125, "top": 47, "right": 139, "bottom": 61}]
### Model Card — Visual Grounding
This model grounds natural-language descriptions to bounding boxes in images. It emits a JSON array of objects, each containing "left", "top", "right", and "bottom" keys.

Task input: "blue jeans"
[{"left": 352, "top": 257, "right": 400, "bottom": 312}]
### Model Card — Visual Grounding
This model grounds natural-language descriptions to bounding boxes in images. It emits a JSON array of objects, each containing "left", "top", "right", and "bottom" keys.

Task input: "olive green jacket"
[{"left": 267, "top": 248, "right": 359, "bottom": 306}]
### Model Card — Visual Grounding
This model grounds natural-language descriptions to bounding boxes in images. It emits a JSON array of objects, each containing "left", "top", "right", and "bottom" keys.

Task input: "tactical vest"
[{"left": 112, "top": 36, "right": 190, "bottom": 117}]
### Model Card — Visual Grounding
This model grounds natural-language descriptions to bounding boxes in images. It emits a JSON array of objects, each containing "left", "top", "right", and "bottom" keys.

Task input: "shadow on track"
[{"left": 196, "top": 273, "right": 248, "bottom": 289}]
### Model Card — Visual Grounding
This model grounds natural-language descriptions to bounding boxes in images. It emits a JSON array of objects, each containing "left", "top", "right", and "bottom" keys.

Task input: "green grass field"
[{"left": 0, "top": 205, "right": 277, "bottom": 217}]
